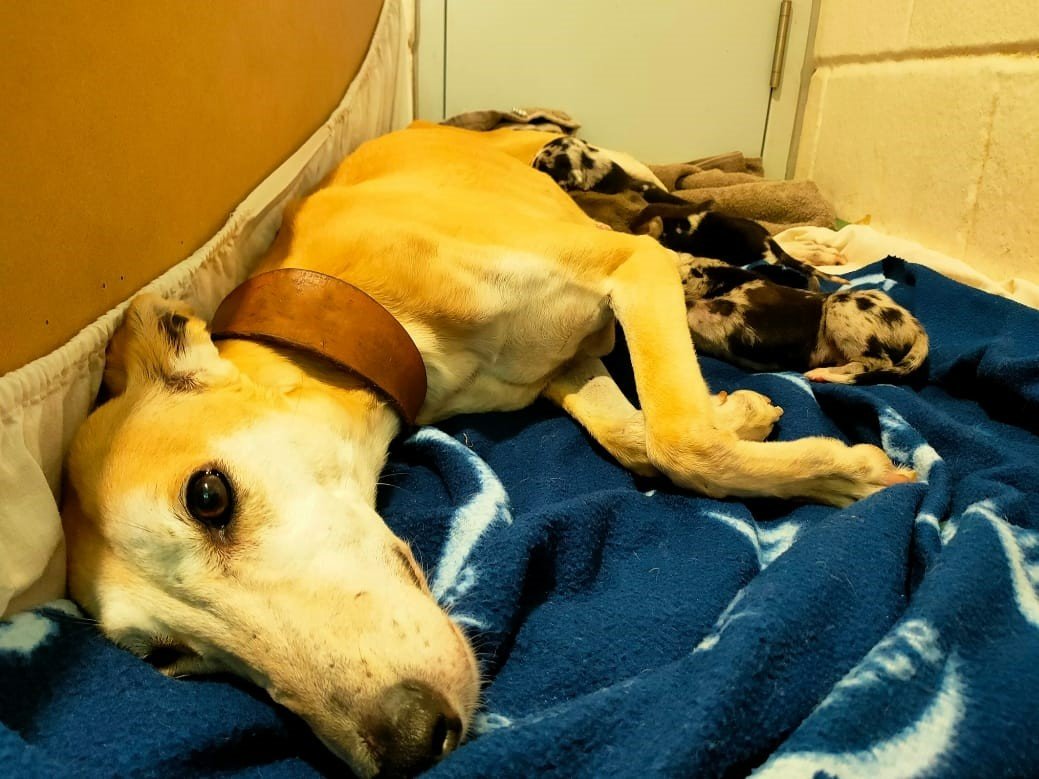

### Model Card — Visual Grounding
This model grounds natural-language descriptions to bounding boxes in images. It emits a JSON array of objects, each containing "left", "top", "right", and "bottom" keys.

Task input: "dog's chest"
[{"left": 399, "top": 250, "right": 613, "bottom": 423}]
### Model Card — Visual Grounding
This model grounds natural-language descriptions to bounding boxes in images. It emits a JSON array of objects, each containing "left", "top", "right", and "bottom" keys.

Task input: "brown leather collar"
[{"left": 210, "top": 269, "right": 427, "bottom": 426}]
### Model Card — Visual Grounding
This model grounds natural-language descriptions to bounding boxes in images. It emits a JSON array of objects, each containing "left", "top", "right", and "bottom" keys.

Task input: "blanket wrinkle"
[{"left": 4, "top": 258, "right": 1039, "bottom": 777}]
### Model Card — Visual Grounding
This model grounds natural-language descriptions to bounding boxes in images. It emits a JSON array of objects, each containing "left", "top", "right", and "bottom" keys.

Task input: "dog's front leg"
[
  {"left": 607, "top": 241, "right": 914, "bottom": 506},
  {"left": 543, "top": 355, "right": 657, "bottom": 477},
  {"left": 545, "top": 356, "right": 781, "bottom": 476}
]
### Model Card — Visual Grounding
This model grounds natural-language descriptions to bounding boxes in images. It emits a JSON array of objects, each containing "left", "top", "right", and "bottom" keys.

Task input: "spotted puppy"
[
  {"left": 679, "top": 255, "right": 928, "bottom": 384},
  {"left": 533, "top": 137, "right": 846, "bottom": 287},
  {"left": 532, "top": 135, "right": 674, "bottom": 199}
]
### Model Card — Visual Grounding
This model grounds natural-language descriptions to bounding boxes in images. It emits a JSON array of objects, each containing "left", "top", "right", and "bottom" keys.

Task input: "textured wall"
[{"left": 795, "top": 1, "right": 1039, "bottom": 281}]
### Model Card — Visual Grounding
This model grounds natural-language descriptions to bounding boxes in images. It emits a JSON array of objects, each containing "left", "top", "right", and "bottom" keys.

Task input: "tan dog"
[{"left": 62, "top": 122, "right": 913, "bottom": 776}]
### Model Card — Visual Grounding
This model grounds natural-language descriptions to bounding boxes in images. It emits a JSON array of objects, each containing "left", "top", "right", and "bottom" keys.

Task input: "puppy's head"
[{"left": 64, "top": 294, "right": 479, "bottom": 777}]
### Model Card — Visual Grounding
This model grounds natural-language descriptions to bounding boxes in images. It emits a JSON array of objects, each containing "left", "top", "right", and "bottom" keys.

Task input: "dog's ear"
[
  {"left": 103, "top": 294, "right": 236, "bottom": 397},
  {"left": 635, "top": 203, "right": 697, "bottom": 222},
  {"left": 633, "top": 216, "right": 664, "bottom": 238},
  {"left": 632, "top": 202, "right": 700, "bottom": 233}
]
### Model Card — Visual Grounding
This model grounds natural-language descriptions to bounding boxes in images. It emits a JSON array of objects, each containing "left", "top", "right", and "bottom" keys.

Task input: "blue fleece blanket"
[{"left": 3, "top": 258, "right": 1039, "bottom": 778}]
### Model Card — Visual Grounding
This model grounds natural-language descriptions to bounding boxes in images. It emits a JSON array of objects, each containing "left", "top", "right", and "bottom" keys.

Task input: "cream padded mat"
[{"left": 0, "top": 0, "right": 414, "bottom": 616}]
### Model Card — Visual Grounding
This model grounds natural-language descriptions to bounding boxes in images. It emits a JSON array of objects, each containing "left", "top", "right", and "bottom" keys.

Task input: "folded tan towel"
[
  {"left": 651, "top": 152, "right": 765, "bottom": 189},
  {"left": 668, "top": 178, "right": 834, "bottom": 234},
  {"left": 690, "top": 151, "right": 766, "bottom": 176},
  {"left": 441, "top": 107, "right": 580, "bottom": 135},
  {"left": 650, "top": 156, "right": 834, "bottom": 234}
]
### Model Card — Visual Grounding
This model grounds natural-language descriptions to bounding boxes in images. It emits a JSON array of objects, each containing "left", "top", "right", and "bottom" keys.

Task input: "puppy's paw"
[
  {"left": 804, "top": 366, "right": 857, "bottom": 384},
  {"left": 713, "top": 390, "right": 783, "bottom": 441},
  {"left": 819, "top": 249, "right": 849, "bottom": 267},
  {"left": 781, "top": 239, "right": 848, "bottom": 267}
]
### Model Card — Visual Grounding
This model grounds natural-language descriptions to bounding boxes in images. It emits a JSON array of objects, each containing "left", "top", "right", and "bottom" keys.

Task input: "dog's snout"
[{"left": 371, "top": 680, "right": 462, "bottom": 777}]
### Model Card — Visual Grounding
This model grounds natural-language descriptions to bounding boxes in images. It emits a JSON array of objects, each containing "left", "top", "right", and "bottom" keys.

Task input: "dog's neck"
[{"left": 216, "top": 339, "right": 400, "bottom": 506}]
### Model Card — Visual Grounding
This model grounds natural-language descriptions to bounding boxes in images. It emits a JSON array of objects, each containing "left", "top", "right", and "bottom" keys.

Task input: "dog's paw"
[
  {"left": 810, "top": 444, "right": 917, "bottom": 507},
  {"left": 713, "top": 390, "right": 783, "bottom": 441}
]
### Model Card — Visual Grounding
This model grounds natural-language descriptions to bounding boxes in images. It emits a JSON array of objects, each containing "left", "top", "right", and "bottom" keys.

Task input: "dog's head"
[{"left": 63, "top": 294, "right": 480, "bottom": 777}]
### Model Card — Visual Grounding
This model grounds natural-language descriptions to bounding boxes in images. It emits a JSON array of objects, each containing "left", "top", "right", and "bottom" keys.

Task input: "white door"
[{"left": 436, "top": 0, "right": 785, "bottom": 164}]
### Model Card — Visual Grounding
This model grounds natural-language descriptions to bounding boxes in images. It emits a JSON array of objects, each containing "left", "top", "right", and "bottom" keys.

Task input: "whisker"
[
  {"left": 54, "top": 613, "right": 99, "bottom": 625},
  {"left": 376, "top": 481, "right": 411, "bottom": 492}
]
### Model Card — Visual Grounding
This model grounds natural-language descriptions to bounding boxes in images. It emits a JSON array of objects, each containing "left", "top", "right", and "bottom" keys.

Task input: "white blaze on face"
[{"left": 79, "top": 401, "right": 479, "bottom": 775}]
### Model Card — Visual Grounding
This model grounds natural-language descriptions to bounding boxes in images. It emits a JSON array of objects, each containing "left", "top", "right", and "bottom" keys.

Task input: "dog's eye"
[
  {"left": 185, "top": 469, "right": 234, "bottom": 529},
  {"left": 143, "top": 643, "right": 190, "bottom": 671}
]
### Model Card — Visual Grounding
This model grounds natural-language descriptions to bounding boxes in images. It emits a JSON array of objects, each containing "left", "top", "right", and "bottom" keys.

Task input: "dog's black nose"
[{"left": 372, "top": 680, "right": 462, "bottom": 777}]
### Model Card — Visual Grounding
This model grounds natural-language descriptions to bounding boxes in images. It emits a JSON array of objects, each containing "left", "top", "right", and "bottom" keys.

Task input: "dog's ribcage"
[{"left": 407, "top": 248, "right": 613, "bottom": 422}]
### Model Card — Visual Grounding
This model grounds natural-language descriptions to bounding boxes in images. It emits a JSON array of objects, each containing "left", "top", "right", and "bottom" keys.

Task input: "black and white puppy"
[
  {"left": 678, "top": 255, "right": 929, "bottom": 384},
  {"left": 633, "top": 203, "right": 849, "bottom": 288}
]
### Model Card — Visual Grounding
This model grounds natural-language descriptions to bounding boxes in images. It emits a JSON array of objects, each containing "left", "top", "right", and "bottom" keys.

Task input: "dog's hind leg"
[{"left": 605, "top": 239, "right": 914, "bottom": 506}]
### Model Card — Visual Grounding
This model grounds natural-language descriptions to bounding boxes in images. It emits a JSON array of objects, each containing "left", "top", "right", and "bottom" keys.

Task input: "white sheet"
[
  {"left": 0, "top": 0, "right": 415, "bottom": 616},
  {"left": 775, "top": 224, "right": 1039, "bottom": 310}
]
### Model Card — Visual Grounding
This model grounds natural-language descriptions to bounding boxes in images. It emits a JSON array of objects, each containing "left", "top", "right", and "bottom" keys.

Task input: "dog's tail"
[
  {"left": 861, "top": 325, "right": 930, "bottom": 385},
  {"left": 847, "top": 313, "right": 930, "bottom": 386},
  {"left": 896, "top": 326, "right": 930, "bottom": 376},
  {"left": 766, "top": 238, "right": 849, "bottom": 286}
]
